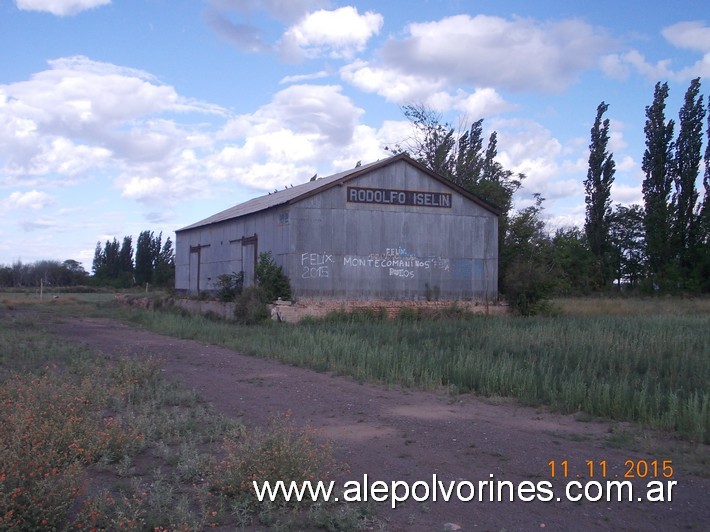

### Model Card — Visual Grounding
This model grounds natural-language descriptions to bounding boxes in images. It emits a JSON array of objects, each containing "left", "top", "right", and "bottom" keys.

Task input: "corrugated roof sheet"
[
  {"left": 177, "top": 158, "right": 386, "bottom": 232},
  {"left": 177, "top": 154, "right": 499, "bottom": 232}
]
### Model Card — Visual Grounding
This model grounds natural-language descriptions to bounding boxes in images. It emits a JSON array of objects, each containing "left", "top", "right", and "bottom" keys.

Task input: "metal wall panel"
[
  {"left": 175, "top": 208, "right": 290, "bottom": 294},
  {"left": 289, "top": 160, "right": 498, "bottom": 300},
  {"left": 176, "top": 159, "right": 498, "bottom": 300}
]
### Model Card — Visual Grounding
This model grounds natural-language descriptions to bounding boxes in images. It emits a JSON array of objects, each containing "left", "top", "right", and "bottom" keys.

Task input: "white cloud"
[
  {"left": 119, "top": 175, "right": 167, "bottom": 201},
  {"left": 207, "top": 0, "right": 330, "bottom": 24},
  {"left": 611, "top": 182, "right": 643, "bottom": 205},
  {"left": 208, "top": 83, "right": 382, "bottom": 190},
  {"left": 340, "top": 59, "right": 448, "bottom": 104},
  {"left": 608, "top": 119, "right": 628, "bottom": 153},
  {"left": 109, "top": 82, "right": 382, "bottom": 201},
  {"left": 493, "top": 118, "right": 588, "bottom": 203},
  {"left": 453, "top": 88, "right": 517, "bottom": 118},
  {"left": 279, "top": 70, "right": 330, "bottom": 84},
  {"left": 222, "top": 84, "right": 363, "bottom": 146},
  {"left": 15, "top": 0, "right": 110, "bottom": 16},
  {"left": 339, "top": 13, "right": 607, "bottom": 114},
  {"left": 23, "top": 138, "right": 111, "bottom": 177},
  {"left": 602, "top": 21, "right": 710, "bottom": 82},
  {"left": 599, "top": 53, "right": 630, "bottom": 80},
  {"left": 600, "top": 50, "right": 674, "bottom": 82},
  {"left": 0, "top": 56, "right": 388, "bottom": 218},
  {"left": 546, "top": 211, "right": 585, "bottom": 232},
  {"left": 340, "top": 60, "right": 516, "bottom": 117},
  {"left": 4, "top": 190, "right": 55, "bottom": 210},
  {"left": 19, "top": 217, "right": 60, "bottom": 232},
  {"left": 203, "top": 0, "right": 330, "bottom": 52},
  {"left": 0, "top": 56, "right": 224, "bottom": 196},
  {"left": 616, "top": 155, "right": 635, "bottom": 173},
  {"left": 378, "top": 14, "right": 612, "bottom": 94},
  {"left": 264, "top": 84, "right": 363, "bottom": 143},
  {"left": 662, "top": 21, "right": 710, "bottom": 53},
  {"left": 279, "top": 6, "right": 383, "bottom": 61}
]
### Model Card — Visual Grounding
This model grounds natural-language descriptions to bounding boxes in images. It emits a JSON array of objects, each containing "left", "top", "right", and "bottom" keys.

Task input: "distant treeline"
[
  {"left": 0, "top": 230, "right": 175, "bottom": 289},
  {"left": 92, "top": 230, "right": 174, "bottom": 288},
  {"left": 0, "top": 259, "right": 89, "bottom": 288}
]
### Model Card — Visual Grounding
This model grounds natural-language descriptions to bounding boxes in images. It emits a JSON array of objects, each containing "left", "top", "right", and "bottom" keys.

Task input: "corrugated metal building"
[{"left": 175, "top": 153, "right": 499, "bottom": 301}]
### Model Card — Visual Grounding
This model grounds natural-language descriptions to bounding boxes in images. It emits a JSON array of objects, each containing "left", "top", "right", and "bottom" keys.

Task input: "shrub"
[
  {"left": 503, "top": 257, "right": 554, "bottom": 316},
  {"left": 0, "top": 371, "right": 141, "bottom": 529},
  {"left": 233, "top": 287, "right": 271, "bottom": 325},
  {"left": 255, "top": 252, "right": 291, "bottom": 302},
  {"left": 210, "top": 412, "right": 336, "bottom": 510},
  {"left": 216, "top": 271, "right": 244, "bottom": 302}
]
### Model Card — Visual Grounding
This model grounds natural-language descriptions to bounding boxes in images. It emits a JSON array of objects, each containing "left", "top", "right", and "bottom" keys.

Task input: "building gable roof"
[{"left": 176, "top": 153, "right": 499, "bottom": 232}]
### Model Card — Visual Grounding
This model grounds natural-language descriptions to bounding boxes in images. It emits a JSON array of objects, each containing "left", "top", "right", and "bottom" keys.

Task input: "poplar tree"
[
  {"left": 135, "top": 230, "right": 175, "bottom": 287},
  {"left": 584, "top": 102, "right": 616, "bottom": 287},
  {"left": 118, "top": 236, "right": 134, "bottom": 286},
  {"left": 135, "top": 230, "right": 155, "bottom": 285},
  {"left": 642, "top": 82, "right": 675, "bottom": 289},
  {"left": 672, "top": 78, "right": 705, "bottom": 284},
  {"left": 696, "top": 99, "right": 710, "bottom": 291}
]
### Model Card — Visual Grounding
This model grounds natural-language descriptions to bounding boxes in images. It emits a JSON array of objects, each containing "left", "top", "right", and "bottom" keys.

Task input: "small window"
[{"left": 278, "top": 211, "right": 289, "bottom": 225}]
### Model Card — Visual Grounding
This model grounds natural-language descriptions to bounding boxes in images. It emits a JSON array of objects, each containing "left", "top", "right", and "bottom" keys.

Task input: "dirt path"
[{"left": 49, "top": 316, "right": 708, "bottom": 531}]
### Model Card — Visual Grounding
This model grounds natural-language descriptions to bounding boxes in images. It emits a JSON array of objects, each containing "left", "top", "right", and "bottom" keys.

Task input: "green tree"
[
  {"left": 672, "top": 78, "right": 705, "bottom": 287},
  {"left": 609, "top": 204, "right": 646, "bottom": 289},
  {"left": 153, "top": 235, "right": 175, "bottom": 288},
  {"left": 393, "top": 104, "right": 523, "bottom": 292},
  {"left": 501, "top": 194, "right": 555, "bottom": 315},
  {"left": 549, "top": 227, "right": 596, "bottom": 295},
  {"left": 584, "top": 102, "right": 616, "bottom": 288},
  {"left": 134, "top": 230, "right": 155, "bottom": 286},
  {"left": 135, "top": 231, "right": 174, "bottom": 288},
  {"left": 642, "top": 82, "right": 675, "bottom": 290},
  {"left": 105, "top": 238, "right": 121, "bottom": 280},
  {"left": 695, "top": 99, "right": 710, "bottom": 292},
  {"left": 92, "top": 238, "right": 120, "bottom": 281},
  {"left": 255, "top": 251, "right": 291, "bottom": 302},
  {"left": 0, "top": 265, "right": 11, "bottom": 287},
  {"left": 92, "top": 241, "right": 106, "bottom": 278},
  {"left": 118, "top": 236, "right": 134, "bottom": 287},
  {"left": 397, "top": 104, "right": 456, "bottom": 177},
  {"left": 92, "top": 237, "right": 133, "bottom": 286}
]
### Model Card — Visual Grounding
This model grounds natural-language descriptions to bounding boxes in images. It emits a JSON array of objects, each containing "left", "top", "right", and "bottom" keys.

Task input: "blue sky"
[{"left": 1, "top": 0, "right": 708, "bottom": 270}]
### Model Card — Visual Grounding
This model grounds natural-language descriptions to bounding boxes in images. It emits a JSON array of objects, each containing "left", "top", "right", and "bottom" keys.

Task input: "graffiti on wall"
[
  {"left": 301, "top": 252, "right": 334, "bottom": 278},
  {"left": 343, "top": 246, "right": 450, "bottom": 279},
  {"left": 299, "top": 247, "right": 477, "bottom": 281}
]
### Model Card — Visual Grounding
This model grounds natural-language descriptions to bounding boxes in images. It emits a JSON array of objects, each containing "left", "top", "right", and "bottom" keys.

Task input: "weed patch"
[
  {"left": 0, "top": 309, "right": 367, "bottom": 529},
  {"left": 211, "top": 412, "right": 337, "bottom": 509}
]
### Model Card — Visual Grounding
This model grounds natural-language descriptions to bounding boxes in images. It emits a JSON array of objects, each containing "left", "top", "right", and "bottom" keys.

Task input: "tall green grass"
[{"left": 120, "top": 305, "right": 709, "bottom": 443}]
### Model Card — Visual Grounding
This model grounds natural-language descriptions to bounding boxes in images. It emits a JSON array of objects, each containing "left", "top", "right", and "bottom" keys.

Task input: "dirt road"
[{"left": 50, "top": 316, "right": 709, "bottom": 531}]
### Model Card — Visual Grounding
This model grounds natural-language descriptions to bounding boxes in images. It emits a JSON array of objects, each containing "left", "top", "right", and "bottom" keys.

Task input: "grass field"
[
  {"left": 105, "top": 296, "right": 710, "bottom": 444},
  {"left": 4, "top": 294, "right": 708, "bottom": 444}
]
